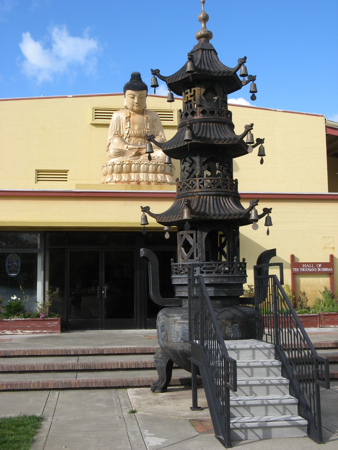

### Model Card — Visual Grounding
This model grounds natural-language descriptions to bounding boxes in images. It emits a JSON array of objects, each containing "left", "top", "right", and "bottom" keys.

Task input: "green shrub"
[
  {"left": 2, "top": 296, "right": 25, "bottom": 318},
  {"left": 283, "top": 284, "right": 296, "bottom": 308},
  {"left": 311, "top": 287, "right": 338, "bottom": 314}
]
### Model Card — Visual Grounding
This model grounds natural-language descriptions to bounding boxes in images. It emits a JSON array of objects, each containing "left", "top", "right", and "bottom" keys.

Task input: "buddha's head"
[{"left": 123, "top": 72, "right": 148, "bottom": 113}]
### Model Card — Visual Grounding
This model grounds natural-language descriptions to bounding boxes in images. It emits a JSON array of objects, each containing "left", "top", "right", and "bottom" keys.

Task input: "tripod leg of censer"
[{"left": 150, "top": 347, "right": 174, "bottom": 393}]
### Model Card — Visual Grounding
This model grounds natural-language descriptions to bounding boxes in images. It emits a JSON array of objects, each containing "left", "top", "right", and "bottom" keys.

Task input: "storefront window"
[
  {"left": 0, "top": 253, "right": 38, "bottom": 312},
  {"left": 0, "top": 233, "right": 42, "bottom": 312},
  {"left": 0, "top": 233, "right": 40, "bottom": 249}
]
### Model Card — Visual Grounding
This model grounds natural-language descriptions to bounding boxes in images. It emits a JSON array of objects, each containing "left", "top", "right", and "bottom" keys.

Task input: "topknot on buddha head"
[{"left": 123, "top": 72, "right": 148, "bottom": 95}]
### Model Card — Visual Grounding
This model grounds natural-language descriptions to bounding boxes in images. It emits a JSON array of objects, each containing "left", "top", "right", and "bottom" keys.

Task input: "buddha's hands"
[{"left": 125, "top": 145, "right": 146, "bottom": 158}]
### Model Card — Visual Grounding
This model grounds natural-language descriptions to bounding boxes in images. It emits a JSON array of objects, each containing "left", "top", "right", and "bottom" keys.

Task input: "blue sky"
[{"left": 1, "top": 0, "right": 337, "bottom": 121}]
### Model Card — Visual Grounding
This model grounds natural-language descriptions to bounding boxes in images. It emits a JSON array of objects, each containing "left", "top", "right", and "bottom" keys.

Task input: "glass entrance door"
[
  {"left": 68, "top": 250, "right": 101, "bottom": 330},
  {"left": 67, "top": 249, "right": 136, "bottom": 330},
  {"left": 103, "top": 250, "right": 135, "bottom": 329}
]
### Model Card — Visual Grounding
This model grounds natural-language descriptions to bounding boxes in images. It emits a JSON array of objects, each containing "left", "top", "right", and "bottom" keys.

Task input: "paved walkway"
[{"left": 0, "top": 329, "right": 337, "bottom": 449}]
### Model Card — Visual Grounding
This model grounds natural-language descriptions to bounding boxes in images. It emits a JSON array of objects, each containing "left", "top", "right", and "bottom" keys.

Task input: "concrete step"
[
  {"left": 219, "top": 339, "right": 308, "bottom": 442},
  {"left": 230, "top": 395, "right": 299, "bottom": 417},
  {"left": 225, "top": 340, "right": 275, "bottom": 361},
  {"left": 0, "top": 344, "right": 192, "bottom": 391},
  {"left": 231, "top": 377, "right": 290, "bottom": 397},
  {"left": 236, "top": 360, "right": 282, "bottom": 378},
  {"left": 230, "top": 414, "right": 308, "bottom": 441},
  {"left": 0, "top": 367, "right": 192, "bottom": 391},
  {"left": 0, "top": 345, "right": 157, "bottom": 357},
  {"left": 0, "top": 354, "right": 157, "bottom": 373}
]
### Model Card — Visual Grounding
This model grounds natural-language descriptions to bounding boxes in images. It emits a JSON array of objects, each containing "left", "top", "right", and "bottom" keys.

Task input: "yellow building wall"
[
  {"left": 231, "top": 105, "right": 328, "bottom": 193},
  {"left": 0, "top": 94, "right": 179, "bottom": 190},
  {"left": 0, "top": 94, "right": 335, "bottom": 303},
  {"left": 241, "top": 198, "right": 338, "bottom": 305},
  {"left": 0, "top": 95, "right": 329, "bottom": 193}
]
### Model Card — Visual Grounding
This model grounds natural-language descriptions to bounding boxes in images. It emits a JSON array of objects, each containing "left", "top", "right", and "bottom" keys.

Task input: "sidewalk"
[{"left": 0, "top": 329, "right": 337, "bottom": 449}]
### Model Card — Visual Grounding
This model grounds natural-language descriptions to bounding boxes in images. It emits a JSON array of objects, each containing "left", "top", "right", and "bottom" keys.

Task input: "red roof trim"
[
  {"left": 0, "top": 94, "right": 322, "bottom": 117},
  {"left": 0, "top": 93, "right": 172, "bottom": 102},
  {"left": 0, "top": 190, "right": 337, "bottom": 200},
  {"left": 326, "top": 126, "right": 338, "bottom": 136}
]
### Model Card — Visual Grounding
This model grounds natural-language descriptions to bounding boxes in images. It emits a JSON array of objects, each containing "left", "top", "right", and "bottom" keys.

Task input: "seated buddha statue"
[{"left": 101, "top": 72, "right": 174, "bottom": 184}]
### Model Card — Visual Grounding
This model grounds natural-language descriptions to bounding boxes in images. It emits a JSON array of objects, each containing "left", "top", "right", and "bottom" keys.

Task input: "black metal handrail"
[
  {"left": 188, "top": 264, "right": 237, "bottom": 448},
  {"left": 254, "top": 263, "right": 330, "bottom": 443}
]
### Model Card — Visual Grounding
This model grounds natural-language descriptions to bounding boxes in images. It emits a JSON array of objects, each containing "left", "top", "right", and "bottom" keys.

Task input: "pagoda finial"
[{"left": 195, "top": 0, "right": 213, "bottom": 42}]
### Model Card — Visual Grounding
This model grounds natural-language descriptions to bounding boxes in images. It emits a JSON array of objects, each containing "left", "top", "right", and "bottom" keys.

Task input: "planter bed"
[
  {"left": 0, "top": 318, "right": 61, "bottom": 335},
  {"left": 264, "top": 313, "right": 338, "bottom": 328}
]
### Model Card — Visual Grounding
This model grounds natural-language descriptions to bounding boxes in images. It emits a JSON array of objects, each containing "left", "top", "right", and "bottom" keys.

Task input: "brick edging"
[
  {"left": 313, "top": 341, "right": 338, "bottom": 349},
  {"left": 0, "top": 360, "right": 157, "bottom": 372},
  {"left": 0, "top": 376, "right": 196, "bottom": 391},
  {"left": 0, "top": 346, "right": 157, "bottom": 357}
]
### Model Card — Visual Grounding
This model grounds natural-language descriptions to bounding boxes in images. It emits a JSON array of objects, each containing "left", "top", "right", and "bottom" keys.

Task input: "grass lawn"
[{"left": 0, "top": 415, "right": 43, "bottom": 450}]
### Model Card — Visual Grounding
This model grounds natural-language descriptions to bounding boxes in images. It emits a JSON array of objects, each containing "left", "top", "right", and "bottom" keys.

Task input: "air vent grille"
[
  {"left": 91, "top": 107, "right": 177, "bottom": 125},
  {"left": 35, "top": 170, "right": 69, "bottom": 183}
]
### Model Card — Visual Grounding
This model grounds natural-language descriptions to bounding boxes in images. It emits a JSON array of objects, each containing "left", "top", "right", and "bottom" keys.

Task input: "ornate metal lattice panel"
[
  {"left": 178, "top": 230, "right": 198, "bottom": 262},
  {"left": 181, "top": 156, "right": 198, "bottom": 180}
]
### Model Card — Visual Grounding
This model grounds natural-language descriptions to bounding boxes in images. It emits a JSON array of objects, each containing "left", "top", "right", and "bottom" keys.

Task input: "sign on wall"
[{"left": 290, "top": 254, "right": 334, "bottom": 296}]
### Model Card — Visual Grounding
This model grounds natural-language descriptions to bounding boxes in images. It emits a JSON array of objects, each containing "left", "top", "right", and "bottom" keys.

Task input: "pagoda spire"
[{"left": 195, "top": 0, "right": 213, "bottom": 42}]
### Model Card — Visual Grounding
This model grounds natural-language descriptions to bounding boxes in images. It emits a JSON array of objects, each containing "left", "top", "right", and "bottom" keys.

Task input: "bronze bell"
[
  {"left": 140, "top": 213, "right": 149, "bottom": 226},
  {"left": 258, "top": 144, "right": 265, "bottom": 157},
  {"left": 146, "top": 142, "right": 154, "bottom": 154},
  {"left": 186, "top": 60, "right": 195, "bottom": 73},
  {"left": 146, "top": 142, "right": 154, "bottom": 161},
  {"left": 240, "top": 64, "right": 248, "bottom": 77},
  {"left": 250, "top": 207, "right": 259, "bottom": 222},
  {"left": 167, "top": 90, "right": 174, "bottom": 103},
  {"left": 164, "top": 154, "right": 172, "bottom": 165},
  {"left": 184, "top": 127, "right": 193, "bottom": 142},
  {"left": 246, "top": 131, "right": 254, "bottom": 144},
  {"left": 183, "top": 205, "right": 192, "bottom": 220},
  {"left": 250, "top": 82, "right": 257, "bottom": 93},
  {"left": 150, "top": 76, "right": 159, "bottom": 88},
  {"left": 265, "top": 214, "right": 273, "bottom": 227}
]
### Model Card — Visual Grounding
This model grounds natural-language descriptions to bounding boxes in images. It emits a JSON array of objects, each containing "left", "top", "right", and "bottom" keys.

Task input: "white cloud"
[
  {"left": 328, "top": 114, "right": 338, "bottom": 123},
  {"left": 19, "top": 26, "right": 100, "bottom": 83},
  {"left": 228, "top": 97, "right": 252, "bottom": 106}
]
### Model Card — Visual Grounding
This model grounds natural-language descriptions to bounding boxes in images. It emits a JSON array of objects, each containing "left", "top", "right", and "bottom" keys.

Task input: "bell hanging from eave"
[
  {"left": 184, "top": 126, "right": 193, "bottom": 142},
  {"left": 182, "top": 199, "right": 192, "bottom": 221},
  {"left": 186, "top": 53, "right": 195, "bottom": 73},
  {"left": 246, "top": 131, "right": 254, "bottom": 144},
  {"left": 265, "top": 214, "right": 272, "bottom": 235},
  {"left": 140, "top": 212, "right": 149, "bottom": 226},
  {"left": 250, "top": 207, "right": 259, "bottom": 222},
  {"left": 250, "top": 81, "right": 257, "bottom": 101},
  {"left": 167, "top": 90, "right": 174, "bottom": 103},
  {"left": 164, "top": 154, "right": 172, "bottom": 165},
  {"left": 151, "top": 75, "right": 159, "bottom": 94},
  {"left": 146, "top": 142, "right": 154, "bottom": 161},
  {"left": 186, "top": 60, "right": 195, "bottom": 73},
  {"left": 240, "top": 64, "right": 248, "bottom": 77},
  {"left": 258, "top": 144, "right": 266, "bottom": 164}
]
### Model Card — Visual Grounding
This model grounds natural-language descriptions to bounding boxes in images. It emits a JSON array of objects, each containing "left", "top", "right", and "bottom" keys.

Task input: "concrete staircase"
[
  {"left": 0, "top": 345, "right": 191, "bottom": 391},
  {"left": 225, "top": 339, "right": 308, "bottom": 441}
]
